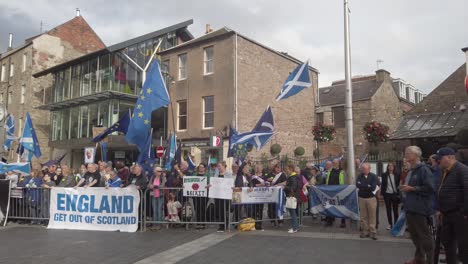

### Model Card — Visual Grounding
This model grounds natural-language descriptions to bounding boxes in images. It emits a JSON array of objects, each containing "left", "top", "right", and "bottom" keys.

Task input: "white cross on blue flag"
[{"left": 276, "top": 61, "right": 312, "bottom": 101}]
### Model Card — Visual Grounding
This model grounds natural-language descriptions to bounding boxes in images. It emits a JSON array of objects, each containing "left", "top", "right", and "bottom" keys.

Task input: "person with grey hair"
[
  {"left": 356, "top": 163, "right": 378, "bottom": 240},
  {"left": 75, "top": 163, "right": 100, "bottom": 188},
  {"left": 401, "top": 146, "right": 435, "bottom": 264}
]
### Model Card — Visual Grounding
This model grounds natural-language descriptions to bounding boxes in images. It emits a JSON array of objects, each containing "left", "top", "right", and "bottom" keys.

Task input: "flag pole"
[{"left": 344, "top": 0, "right": 356, "bottom": 184}]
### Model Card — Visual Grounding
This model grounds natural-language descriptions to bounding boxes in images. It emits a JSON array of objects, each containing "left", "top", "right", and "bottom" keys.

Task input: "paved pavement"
[{"left": 0, "top": 202, "right": 416, "bottom": 264}]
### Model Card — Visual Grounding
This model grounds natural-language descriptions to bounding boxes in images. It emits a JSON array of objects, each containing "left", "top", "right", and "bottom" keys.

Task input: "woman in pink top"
[{"left": 148, "top": 167, "right": 166, "bottom": 230}]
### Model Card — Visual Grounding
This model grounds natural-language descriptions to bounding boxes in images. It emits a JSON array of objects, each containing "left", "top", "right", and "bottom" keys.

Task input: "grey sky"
[{"left": 1, "top": 0, "right": 467, "bottom": 93}]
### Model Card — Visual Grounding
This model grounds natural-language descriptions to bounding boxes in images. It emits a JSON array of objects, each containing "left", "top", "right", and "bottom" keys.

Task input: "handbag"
[{"left": 285, "top": 196, "right": 297, "bottom": 209}]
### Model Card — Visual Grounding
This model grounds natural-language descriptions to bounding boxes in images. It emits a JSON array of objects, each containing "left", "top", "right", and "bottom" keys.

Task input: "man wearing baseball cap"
[{"left": 435, "top": 147, "right": 468, "bottom": 264}]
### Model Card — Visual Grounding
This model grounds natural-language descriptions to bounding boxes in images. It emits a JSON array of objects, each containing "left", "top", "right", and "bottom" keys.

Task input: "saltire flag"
[
  {"left": 275, "top": 61, "right": 312, "bottom": 101},
  {"left": 93, "top": 110, "right": 130, "bottom": 142},
  {"left": 42, "top": 152, "right": 67, "bottom": 167},
  {"left": 0, "top": 162, "right": 31, "bottom": 175},
  {"left": 186, "top": 155, "right": 196, "bottom": 171},
  {"left": 391, "top": 210, "right": 407, "bottom": 237},
  {"left": 101, "top": 142, "right": 108, "bottom": 162},
  {"left": 310, "top": 185, "right": 360, "bottom": 220},
  {"left": 4, "top": 114, "right": 15, "bottom": 151},
  {"left": 253, "top": 106, "right": 274, "bottom": 132},
  {"left": 174, "top": 142, "right": 182, "bottom": 167},
  {"left": 164, "top": 133, "right": 177, "bottom": 170},
  {"left": 125, "top": 60, "right": 170, "bottom": 151},
  {"left": 227, "top": 126, "right": 239, "bottom": 158},
  {"left": 19, "top": 113, "right": 41, "bottom": 160},
  {"left": 229, "top": 131, "right": 274, "bottom": 151}
]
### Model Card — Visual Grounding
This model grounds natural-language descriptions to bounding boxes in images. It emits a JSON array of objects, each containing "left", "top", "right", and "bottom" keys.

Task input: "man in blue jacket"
[
  {"left": 435, "top": 147, "right": 468, "bottom": 264},
  {"left": 401, "top": 146, "right": 435, "bottom": 264}
]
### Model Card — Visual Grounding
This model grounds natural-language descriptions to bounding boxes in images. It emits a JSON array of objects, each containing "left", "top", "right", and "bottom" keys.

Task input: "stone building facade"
[
  {"left": 159, "top": 27, "right": 319, "bottom": 164},
  {"left": 316, "top": 70, "right": 403, "bottom": 158},
  {"left": 0, "top": 15, "right": 105, "bottom": 166}
]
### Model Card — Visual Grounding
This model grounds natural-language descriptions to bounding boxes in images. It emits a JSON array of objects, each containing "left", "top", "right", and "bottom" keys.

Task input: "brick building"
[
  {"left": 0, "top": 14, "right": 105, "bottom": 166},
  {"left": 33, "top": 20, "right": 194, "bottom": 168},
  {"left": 158, "top": 27, "right": 319, "bottom": 165},
  {"left": 391, "top": 47, "right": 468, "bottom": 157},
  {"left": 316, "top": 70, "right": 406, "bottom": 158}
]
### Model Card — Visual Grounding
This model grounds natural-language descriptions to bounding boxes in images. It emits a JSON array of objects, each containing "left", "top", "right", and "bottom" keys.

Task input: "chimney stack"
[
  {"left": 76, "top": 8, "right": 80, "bottom": 17},
  {"left": 205, "top": 24, "right": 213, "bottom": 34},
  {"left": 8, "top": 33, "right": 13, "bottom": 51},
  {"left": 463, "top": 47, "right": 468, "bottom": 75},
  {"left": 375, "top": 69, "right": 391, "bottom": 83}
]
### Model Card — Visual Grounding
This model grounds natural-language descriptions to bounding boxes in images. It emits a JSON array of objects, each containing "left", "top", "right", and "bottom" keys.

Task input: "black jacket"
[
  {"left": 235, "top": 162, "right": 252, "bottom": 188},
  {"left": 284, "top": 174, "right": 300, "bottom": 200},
  {"left": 126, "top": 173, "right": 148, "bottom": 190},
  {"left": 436, "top": 162, "right": 468, "bottom": 216},
  {"left": 356, "top": 172, "right": 378, "bottom": 198},
  {"left": 403, "top": 163, "right": 435, "bottom": 216},
  {"left": 381, "top": 171, "right": 401, "bottom": 195}
]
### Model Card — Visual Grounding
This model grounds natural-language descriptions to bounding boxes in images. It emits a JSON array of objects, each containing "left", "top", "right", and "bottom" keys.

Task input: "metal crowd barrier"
[{"left": 8, "top": 187, "right": 52, "bottom": 223}]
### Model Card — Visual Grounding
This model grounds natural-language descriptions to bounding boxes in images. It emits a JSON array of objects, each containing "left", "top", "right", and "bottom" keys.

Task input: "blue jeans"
[
  {"left": 289, "top": 208, "right": 299, "bottom": 231},
  {"left": 152, "top": 196, "right": 164, "bottom": 222}
]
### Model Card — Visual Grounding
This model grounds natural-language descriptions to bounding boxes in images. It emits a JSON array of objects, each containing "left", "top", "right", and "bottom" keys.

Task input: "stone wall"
[{"left": 236, "top": 36, "right": 318, "bottom": 157}]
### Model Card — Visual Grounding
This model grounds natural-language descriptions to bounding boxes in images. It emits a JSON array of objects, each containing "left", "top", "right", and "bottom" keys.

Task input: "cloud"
[{"left": 1, "top": 0, "right": 467, "bottom": 94}]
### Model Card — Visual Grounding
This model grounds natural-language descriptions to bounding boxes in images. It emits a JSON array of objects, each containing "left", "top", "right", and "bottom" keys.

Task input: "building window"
[
  {"left": 1, "top": 64, "right": 5, "bottom": 81},
  {"left": 22, "top": 53, "right": 27, "bottom": 72},
  {"left": 316, "top": 112, "right": 324, "bottom": 124},
  {"left": 203, "top": 46, "right": 214, "bottom": 75},
  {"left": 0, "top": 93, "right": 3, "bottom": 103},
  {"left": 332, "top": 106, "right": 345, "bottom": 128},
  {"left": 409, "top": 88, "right": 415, "bottom": 103},
  {"left": 21, "top": 85, "right": 25, "bottom": 104},
  {"left": 8, "top": 91, "right": 12, "bottom": 105},
  {"left": 203, "top": 96, "right": 214, "bottom": 129},
  {"left": 399, "top": 83, "right": 406, "bottom": 99},
  {"left": 178, "top": 53, "right": 187, "bottom": 80},
  {"left": 18, "top": 118, "right": 23, "bottom": 138},
  {"left": 177, "top": 100, "right": 187, "bottom": 131},
  {"left": 9, "top": 63, "right": 14, "bottom": 77}
]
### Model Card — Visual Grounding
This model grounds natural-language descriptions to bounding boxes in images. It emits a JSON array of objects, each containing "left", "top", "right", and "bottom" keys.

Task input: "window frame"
[
  {"left": 0, "top": 64, "right": 5, "bottom": 82},
  {"left": 22, "top": 53, "right": 27, "bottom": 72},
  {"left": 203, "top": 46, "right": 214, "bottom": 75},
  {"left": 178, "top": 53, "right": 187, "bottom": 81},
  {"left": 177, "top": 100, "right": 188, "bottom": 131},
  {"left": 9, "top": 63, "right": 14, "bottom": 78},
  {"left": 20, "top": 85, "right": 25, "bottom": 104},
  {"left": 202, "top": 96, "right": 214, "bottom": 129},
  {"left": 331, "top": 106, "right": 345, "bottom": 128}
]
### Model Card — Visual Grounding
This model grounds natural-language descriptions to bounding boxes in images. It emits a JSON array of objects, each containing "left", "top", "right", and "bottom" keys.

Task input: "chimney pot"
[
  {"left": 76, "top": 8, "right": 80, "bottom": 17},
  {"left": 8, "top": 33, "right": 13, "bottom": 50},
  {"left": 375, "top": 69, "right": 391, "bottom": 82},
  {"left": 205, "top": 24, "right": 212, "bottom": 34}
]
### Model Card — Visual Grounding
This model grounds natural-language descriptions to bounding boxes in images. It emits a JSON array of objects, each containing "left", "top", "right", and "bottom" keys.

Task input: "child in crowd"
[{"left": 165, "top": 192, "right": 182, "bottom": 223}]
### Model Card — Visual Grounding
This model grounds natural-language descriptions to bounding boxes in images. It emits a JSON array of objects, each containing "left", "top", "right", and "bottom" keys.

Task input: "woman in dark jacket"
[
  {"left": 233, "top": 160, "right": 252, "bottom": 223},
  {"left": 284, "top": 164, "right": 300, "bottom": 233},
  {"left": 381, "top": 162, "right": 401, "bottom": 229}
]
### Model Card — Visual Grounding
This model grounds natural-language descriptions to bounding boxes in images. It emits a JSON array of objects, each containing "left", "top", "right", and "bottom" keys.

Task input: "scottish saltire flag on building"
[
  {"left": 19, "top": 113, "right": 41, "bottom": 159},
  {"left": 276, "top": 61, "right": 312, "bottom": 101},
  {"left": 125, "top": 60, "right": 170, "bottom": 151},
  {"left": 93, "top": 110, "right": 130, "bottom": 142},
  {"left": 4, "top": 114, "right": 15, "bottom": 151},
  {"left": 0, "top": 162, "right": 31, "bottom": 175},
  {"left": 164, "top": 133, "right": 177, "bottom": 170},
  {"left": 310, "top": 185, "right": 360, "bottom": 220},
  {"left": 230, "top": 131, "right": 274, "bottom": 151}
]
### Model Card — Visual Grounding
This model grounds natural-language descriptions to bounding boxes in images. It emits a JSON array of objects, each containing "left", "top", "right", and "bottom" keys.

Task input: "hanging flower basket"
[
  {"left": 363, "top": 121, "right": 390, "bottom": 143},
  {"left": 312, "top": 124, "right": 336, "bottom": 142}
]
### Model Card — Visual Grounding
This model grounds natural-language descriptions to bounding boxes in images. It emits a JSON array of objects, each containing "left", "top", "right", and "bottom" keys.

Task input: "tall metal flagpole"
[{"left": 344, "top": 0, "right": 356, "bottom": 184}]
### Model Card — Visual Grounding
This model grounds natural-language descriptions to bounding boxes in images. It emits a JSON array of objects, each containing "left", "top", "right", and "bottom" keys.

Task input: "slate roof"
[{"left": 318, "top": 79, "right": 382, "bottom": 106}]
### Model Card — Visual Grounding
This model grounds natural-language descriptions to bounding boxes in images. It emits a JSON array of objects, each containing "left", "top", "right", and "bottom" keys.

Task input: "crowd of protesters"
[{"left": 1, "top": 144, "right": 467, "bottom": 263}]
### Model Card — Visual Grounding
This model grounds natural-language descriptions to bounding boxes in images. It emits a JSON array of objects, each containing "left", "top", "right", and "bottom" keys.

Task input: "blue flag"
[
  {"left": 138, "top": 130, "right": 155, "bottom": 164},
  {"left": 276, "top": 61, "right": 312, "bottom": 101},
  {"left": 227, "top": 126, "right": 238, "bottom": 158},
  {"left": 42, "top": 152, "right": 67, "bottom": 167},
  {"left": 101, "top": 142, "right": 108, "bottom": 162},
  {"left": 230, "top": 131, "right": 274, "bottom": 151},
  {"left": 19, "top": 113, "right": 41, "bottom": 159},
  {"left": 186, "top": 155, "right": 196, "bottom": 171},
  {"left": 0, "top": 162, "right": 31, "bottom": 175},
  {"left": 253, "top": 106, "right": 274, "bottom": 132},
  {"left": 4, "top": 114, "right": 15, "bottom": 151},
  {"left": 93, "top": 110, "right": 130, "bottom": 142},
  {"left": 125, "top": 60, "right": 170, "bottom": 151},
  {"left": 164, "top": 133, "right": 177, "bottom": 170},
  {"left": 310, "top": 185, "right": 360, "bottom": 220}
]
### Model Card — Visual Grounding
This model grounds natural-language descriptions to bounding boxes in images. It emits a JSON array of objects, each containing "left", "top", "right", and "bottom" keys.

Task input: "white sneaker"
[
  {"left": 288, "top": 229, "right": 298, "bottom": 234},
  {"left": 386, "top": 226, "right": 391, "bottom": 230}
]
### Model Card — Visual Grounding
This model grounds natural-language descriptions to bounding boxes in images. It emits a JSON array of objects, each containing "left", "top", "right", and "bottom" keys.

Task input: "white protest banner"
[
  {"left": 183, "top": 176, "right": 208, "bottom": 197},
  {"left": 208, "top": 177, "right": 234, "bottom": 200},
  {"left": 48, "top": 186, "right": 140, "bottom": 232},
  {"left": 232, "top": 186, "right": 281, "bottom": 204}
]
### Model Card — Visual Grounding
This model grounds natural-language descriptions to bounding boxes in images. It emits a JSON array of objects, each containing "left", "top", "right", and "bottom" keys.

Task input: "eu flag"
[
  {"left": 19, "top": 113, "right": 41, "bottom": 159},
  {"left": 93, "top": 110, "right": 130, "bottom": 142},
  {"left": 125, "top": 60, "right": 170, "bottom": 151}
]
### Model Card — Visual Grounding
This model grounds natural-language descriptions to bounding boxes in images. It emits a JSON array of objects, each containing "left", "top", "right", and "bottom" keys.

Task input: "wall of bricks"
[{"left": 236, "top": 36, "right": 318, "bottom": 157}]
